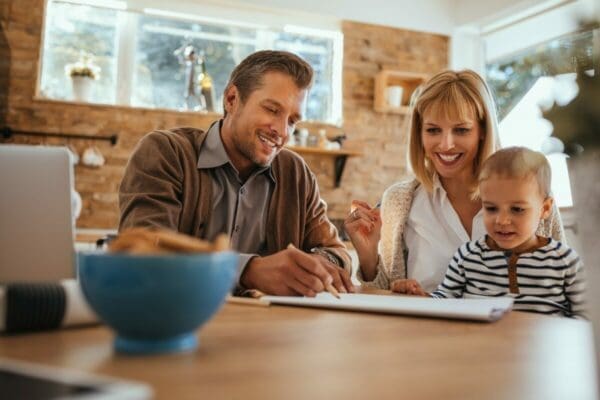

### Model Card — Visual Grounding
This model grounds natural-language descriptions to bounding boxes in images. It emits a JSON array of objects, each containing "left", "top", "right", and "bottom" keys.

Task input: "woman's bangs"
[{"left": 421, "top": 84, "right": 481, "bottom": 123}]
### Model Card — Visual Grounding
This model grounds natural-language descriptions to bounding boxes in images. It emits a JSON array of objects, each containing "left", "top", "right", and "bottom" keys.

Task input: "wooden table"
[{"left": 0, "top": 303, "right": 598, "bottom": 400}]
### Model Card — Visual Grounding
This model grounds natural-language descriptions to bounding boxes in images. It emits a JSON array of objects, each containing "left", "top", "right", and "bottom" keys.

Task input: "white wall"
[
  {"left": 481, "top": 0, "right": 598, "bottom": 61},
  {"left": 450, "top": 0, "right": 598, "bottom": 72},
  {"left": 188, "top": 0, "right": 593, "bottom": 73},
  {"left": 128, "top": 0, "right": 339, "bottom": 30},
  {"left": 454, "top": 0, "right": 553, "bottom": 27},
  {"left": 449, "top": 0, "right": 560, "bottom": 72},
  {"left": 450, "top": 27, "right": 485, "bottom": 72},
  {"left": 179, "top": 0, "right": 587, "bottom": 35},
  {"left": 185, "top": 0, "right": 456, "bottom": 34},
  {"left": 136, "top": 0, "right": 596, "bottom": 72}
]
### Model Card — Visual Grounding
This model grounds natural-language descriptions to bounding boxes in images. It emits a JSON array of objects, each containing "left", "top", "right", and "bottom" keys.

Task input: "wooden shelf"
[
  {"left": 374, "top": 70, "right": 428, "bottom": 114},
  {"left": 286, "top": 145, "right": 362, "bottom": 188},
  {"left": 288, "top": 146, "right": 362, "bottom": 157},
  {"left": 374, "top": 105, "right": 412, "bottom": 115}
]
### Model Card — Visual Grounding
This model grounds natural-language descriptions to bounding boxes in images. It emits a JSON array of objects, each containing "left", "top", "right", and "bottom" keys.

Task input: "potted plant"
[{"left": 65, "top": 54, "right": 100, "bottom": 102}]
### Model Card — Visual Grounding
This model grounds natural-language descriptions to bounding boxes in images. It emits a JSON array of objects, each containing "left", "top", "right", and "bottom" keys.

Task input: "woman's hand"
[
  {"left": 391, "top": 279, "right": 428, "bottom": 296},
  {"left": 344, "top": 200, "right": 382, "bottom": 281}
]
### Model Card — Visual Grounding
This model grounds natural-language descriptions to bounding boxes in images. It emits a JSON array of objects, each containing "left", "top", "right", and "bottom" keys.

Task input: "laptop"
[{"left": 0, "top": 145, "right": 75, "bottom": 283}]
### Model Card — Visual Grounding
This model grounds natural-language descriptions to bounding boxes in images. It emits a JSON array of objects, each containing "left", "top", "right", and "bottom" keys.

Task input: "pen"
[
  {"left": 287, "top": 243, "right": 341, "bottom": 299},
  {"left": 324, "top": 282, "right": 341, "bottom": 299},
  {"left": 351, "top": 200, "right": 381, "bottom": 212},
  {"left": 227, "top": 295, "right": 270, "bottom": 307}
]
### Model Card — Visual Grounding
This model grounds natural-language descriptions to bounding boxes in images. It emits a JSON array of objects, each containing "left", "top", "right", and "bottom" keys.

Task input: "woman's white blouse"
[{"left": 404, "top": 177, "right": 486, "bottom": 292}]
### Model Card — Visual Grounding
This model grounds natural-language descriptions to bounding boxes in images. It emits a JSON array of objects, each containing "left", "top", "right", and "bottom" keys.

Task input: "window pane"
[
  {"left": 131, "top": 15, "right": 257, "bottom": 111},
  {"left": 40, "top": 1, "right": 118, "bottom": 104},
  {"left": 39, "top": 2, "right": 341, "bottom": 123},
  {"left": 487, "top": 30, "right": 594, "bottom": 120},
  {"left": 485, "top": 28, "right": 596, "bottom": 208},
  {"left": 273, "top": 33, "right": 334, "bottom": 122}
]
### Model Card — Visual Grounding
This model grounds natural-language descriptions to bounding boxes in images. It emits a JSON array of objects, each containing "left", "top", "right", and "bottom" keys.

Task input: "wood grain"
[{"left": 0, "top": 304, "right": 597, "bottom": 400}]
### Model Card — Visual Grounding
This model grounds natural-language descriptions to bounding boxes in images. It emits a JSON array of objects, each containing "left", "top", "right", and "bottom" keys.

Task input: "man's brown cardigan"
[{"left": 119, "top": 127, "right": 351, "bottom": 270}]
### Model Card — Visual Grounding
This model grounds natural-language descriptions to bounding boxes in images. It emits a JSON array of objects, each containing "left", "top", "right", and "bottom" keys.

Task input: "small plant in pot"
[{"left": 65, "top": 54, "right": 100, "bottom": 102}]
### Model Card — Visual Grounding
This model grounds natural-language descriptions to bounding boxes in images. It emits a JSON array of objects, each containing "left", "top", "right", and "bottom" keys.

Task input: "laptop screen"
[{"left": 0, "top": 145, "right": 75, "bottom": 283}]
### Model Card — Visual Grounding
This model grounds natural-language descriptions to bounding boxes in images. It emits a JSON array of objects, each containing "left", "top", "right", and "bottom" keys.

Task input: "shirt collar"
[
  {"left": 197, "top": 120, "right": 275, "bottom": 183},
  {"left": 197, "top": 120, "right": 229, "bottom": 169},
  {"left": 478, "top": 235, "right": 493, "bottom": 251},
  {"left": 432, "top": 172, "right": 484, "bottom": 229},
  {"left": 432, "top": 173, "right": 446, "bottom": 203},
  {"left": 482, "top": 234, "right": 554, "bottom": 254}
]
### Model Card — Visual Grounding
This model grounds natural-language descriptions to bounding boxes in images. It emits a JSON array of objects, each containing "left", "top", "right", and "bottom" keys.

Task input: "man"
[{"left": 119, "top": 50, "right": 353, "bottom": 296}]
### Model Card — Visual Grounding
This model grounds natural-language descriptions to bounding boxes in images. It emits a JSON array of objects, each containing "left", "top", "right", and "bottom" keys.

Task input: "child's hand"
[{"left": 391, "top": 279, "right": 428, "bottom": 296}]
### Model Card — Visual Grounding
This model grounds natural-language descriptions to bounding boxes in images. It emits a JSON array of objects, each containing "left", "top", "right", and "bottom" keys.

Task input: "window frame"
[
  {"left": 38, "top": 0, "right": 344, "bottom": 125},
  {"left": 480, "top": 2, "right": 597, "bottom": 211}
]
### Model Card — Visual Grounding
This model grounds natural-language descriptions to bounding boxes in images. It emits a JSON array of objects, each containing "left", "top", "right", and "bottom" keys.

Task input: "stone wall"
[{"left": 0, "top": 1, "right": 448, "bottom": 229}]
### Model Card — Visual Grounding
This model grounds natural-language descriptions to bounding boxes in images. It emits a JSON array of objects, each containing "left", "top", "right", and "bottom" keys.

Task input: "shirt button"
[
  {"left": 240, "top": 188, "right": 245, "bottom": 195},
  {"left": 234, "top": 225, "right": 240, "bottom": 232}
]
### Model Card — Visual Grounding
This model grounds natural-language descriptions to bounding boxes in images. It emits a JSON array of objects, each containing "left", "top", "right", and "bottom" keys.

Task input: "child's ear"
[{"left": 540, "top": 196, "right": 554, "bottom": 220}]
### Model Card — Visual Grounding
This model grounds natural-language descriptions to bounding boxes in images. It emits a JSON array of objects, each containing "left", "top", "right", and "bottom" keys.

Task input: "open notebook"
[{"left": 261, "top": 293, "right": 514, "bottom": 322}]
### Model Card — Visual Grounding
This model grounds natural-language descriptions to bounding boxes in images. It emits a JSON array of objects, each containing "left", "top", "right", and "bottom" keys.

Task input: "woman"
[{"left": 345, "top": 69, "right": 565, "bottom": 290}]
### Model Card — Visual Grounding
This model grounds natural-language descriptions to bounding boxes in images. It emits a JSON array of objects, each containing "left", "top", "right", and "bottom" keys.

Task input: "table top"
[{"left": 0, "top": 302, "right": 597, "bottom": 400}]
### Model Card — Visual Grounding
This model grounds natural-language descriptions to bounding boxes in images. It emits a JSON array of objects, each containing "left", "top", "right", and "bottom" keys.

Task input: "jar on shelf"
[
  {"left": 297, "top": 128, "right": 309, "bottom": 147},
  {"left": 317, "top": 129, "right": 328, "bottom": 149}
]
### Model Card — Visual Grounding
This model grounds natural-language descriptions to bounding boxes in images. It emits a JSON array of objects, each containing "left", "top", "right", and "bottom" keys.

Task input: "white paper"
[{"left": 262, "top": 293, "right": 514, "bottom": 322}]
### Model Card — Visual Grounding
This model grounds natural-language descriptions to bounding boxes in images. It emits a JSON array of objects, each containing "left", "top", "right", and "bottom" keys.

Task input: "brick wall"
[
  {"left": 0, "top": 1, "right": 448, "bottom": 229},
  {"left": 331, "top": 21, "right": 448, "bottom": 218}
]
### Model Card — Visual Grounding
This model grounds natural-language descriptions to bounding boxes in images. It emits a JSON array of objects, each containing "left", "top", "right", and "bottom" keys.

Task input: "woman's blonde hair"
[{"left": 407, "top": 69, "right": 500, "bottom": 192}]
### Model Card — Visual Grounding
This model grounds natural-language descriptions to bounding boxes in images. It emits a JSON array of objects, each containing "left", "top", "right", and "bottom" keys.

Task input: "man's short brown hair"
[{"left": 223, "top": 50, "right": 313, "bottom": 113}]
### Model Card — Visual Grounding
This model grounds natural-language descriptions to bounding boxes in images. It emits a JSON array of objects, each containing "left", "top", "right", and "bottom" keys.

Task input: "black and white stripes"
[{"left": 431, "top": 236, "right": 586, "bottom": 319}]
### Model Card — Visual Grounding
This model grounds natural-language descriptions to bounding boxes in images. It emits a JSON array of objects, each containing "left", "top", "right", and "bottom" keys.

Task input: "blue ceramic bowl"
[{"left": 78, "top": 251, "right": 238, "bottom": 354}]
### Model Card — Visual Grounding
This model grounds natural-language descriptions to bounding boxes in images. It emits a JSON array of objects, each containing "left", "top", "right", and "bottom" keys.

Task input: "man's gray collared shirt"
[{"left": 197, "top": 122, "right": 274, "bottom": 280}]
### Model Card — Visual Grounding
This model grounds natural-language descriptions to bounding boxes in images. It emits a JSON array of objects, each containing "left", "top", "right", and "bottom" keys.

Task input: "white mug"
[
  {"left": 386, "top": 86, "right": 404, "bottom": 108},
  {"left": 81, "top": 145, "right": 105, "bottom": 168}
]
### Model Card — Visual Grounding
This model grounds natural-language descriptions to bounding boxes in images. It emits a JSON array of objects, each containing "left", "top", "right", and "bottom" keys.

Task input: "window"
[
  {"left": 485, "top": 22, "right": 597, "bottom": 208},
  {"left": 40, "top": 1, "right": 118, "bottom": 104},
  {"left": 131, "top": 13, "right": 257, "bottom": 112},
  {"left": 39, "top": 0, "right": 343, "bottom": 124},
  {"left": 273, "top": 31, "right": 338, "bottom": 122},
  {"left": 486, "top": 30, "right": 594, "bottom": 120}
]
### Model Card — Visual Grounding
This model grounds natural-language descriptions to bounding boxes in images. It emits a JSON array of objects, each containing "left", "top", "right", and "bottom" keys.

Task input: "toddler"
[{"left": 392, "top": 147, "right": 586, "bottom": 318}]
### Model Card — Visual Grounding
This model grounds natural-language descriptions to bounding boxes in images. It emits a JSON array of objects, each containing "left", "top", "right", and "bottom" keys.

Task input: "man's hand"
[
  {"left": 240, "top": 246, "right": 355, "bottom": 296},
  {"left": 391, "top": 279, "right": 428, "bottom": 297}
]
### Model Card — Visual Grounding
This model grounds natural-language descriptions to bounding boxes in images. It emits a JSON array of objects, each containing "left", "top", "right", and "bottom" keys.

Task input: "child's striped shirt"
[{"left": 431, "top": 236, "right": 586, "bottom": 318}]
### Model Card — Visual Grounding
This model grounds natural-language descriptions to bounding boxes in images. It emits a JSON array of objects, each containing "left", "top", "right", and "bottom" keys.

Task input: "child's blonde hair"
[
  {"left": 477, "top": 146, "right": 552, "bottom": 198},
  {"left": 407, "top": 69, "right": 500, "bottom": 192}
]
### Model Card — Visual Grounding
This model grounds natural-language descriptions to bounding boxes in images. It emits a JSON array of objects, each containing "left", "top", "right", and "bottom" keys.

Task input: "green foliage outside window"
[{"left": 486, "top": 28, "right": 595, "bottom": 120}]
